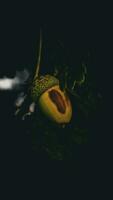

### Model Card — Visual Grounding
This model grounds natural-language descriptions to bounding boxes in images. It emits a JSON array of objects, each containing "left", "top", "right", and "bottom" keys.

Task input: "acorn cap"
[{"left": 31, "top": 75, "right": 59, "bottom": 101}]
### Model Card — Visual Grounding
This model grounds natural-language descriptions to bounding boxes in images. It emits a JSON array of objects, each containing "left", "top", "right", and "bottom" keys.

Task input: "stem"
[{"left": 33, "top": 30, "right": 42, "bottom": 80}]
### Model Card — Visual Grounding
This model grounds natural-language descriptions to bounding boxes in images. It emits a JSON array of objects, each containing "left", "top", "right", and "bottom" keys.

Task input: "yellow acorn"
[{"left": 31, "top": 75, "right": 72, "bottom": 123}]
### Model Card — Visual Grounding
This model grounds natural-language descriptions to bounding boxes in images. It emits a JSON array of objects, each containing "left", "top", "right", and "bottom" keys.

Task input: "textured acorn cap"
[{"left": 31, "top": 75, "right": 59, "bottom": 101}]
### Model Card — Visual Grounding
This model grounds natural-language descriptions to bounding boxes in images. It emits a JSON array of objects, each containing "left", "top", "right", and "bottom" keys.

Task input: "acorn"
[{"left": 30, "top": 74, "right": 72, "bottom": 123}]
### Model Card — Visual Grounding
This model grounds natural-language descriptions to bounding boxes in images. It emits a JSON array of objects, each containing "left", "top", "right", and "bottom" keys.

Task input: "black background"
[{"left": 0, "top": 2, "right": 110, "bottom": 176}]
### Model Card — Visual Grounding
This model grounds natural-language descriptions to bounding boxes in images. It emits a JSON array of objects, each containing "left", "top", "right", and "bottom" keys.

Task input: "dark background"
[{"left": 0, "top": 2, "right": 110, "bottom": 174}]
